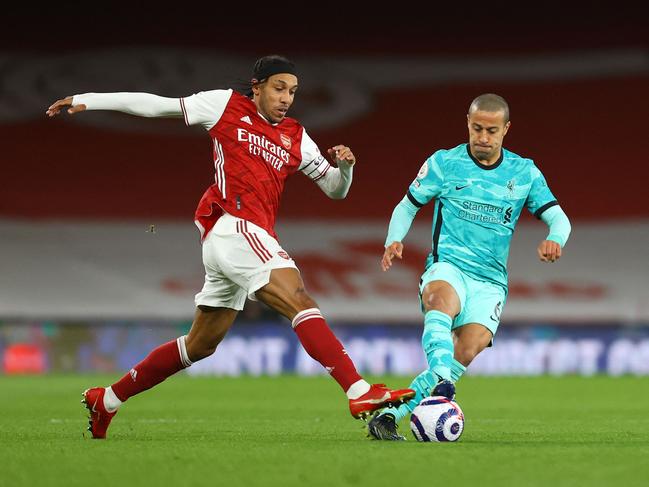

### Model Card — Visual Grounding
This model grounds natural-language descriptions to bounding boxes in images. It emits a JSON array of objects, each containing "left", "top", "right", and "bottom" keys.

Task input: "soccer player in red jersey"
[{"left": 47, "top": 55, "right": 414, "bottom": 439}]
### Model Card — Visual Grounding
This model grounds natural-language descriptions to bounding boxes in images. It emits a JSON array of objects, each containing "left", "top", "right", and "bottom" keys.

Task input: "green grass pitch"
[{"left": 1, "top": 374, "right": 649, "bottom": 487}]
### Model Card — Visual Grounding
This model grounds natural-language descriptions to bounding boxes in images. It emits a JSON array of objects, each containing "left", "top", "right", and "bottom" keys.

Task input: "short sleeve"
[
  {"left": 180, "top": 89, "right": 233, "bottom": 130},
  {"left": 299, "top": 128, "right": 331, "bottom": 182},
  {"left": 526, "top": 164, "right": 558, "bottom": 218},
  {"left": 407, "top": 151, "right": 445, "bottom": 207}
]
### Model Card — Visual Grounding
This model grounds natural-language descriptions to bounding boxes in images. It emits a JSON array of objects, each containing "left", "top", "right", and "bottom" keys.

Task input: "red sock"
[
  {"left": 292, "top": 308, "right": 362, "bottom": 392},
  {"left": 111, "top": 336, "right": 192, "bottom": 401}
]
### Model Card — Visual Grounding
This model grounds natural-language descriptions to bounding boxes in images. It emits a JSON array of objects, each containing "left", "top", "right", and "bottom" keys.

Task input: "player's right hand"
[
  {"left": 46, "top": 96, "right": 86, "bottom": 117},
  {"left": 381, "top": 242, "right": 403, "bottom": 272}
]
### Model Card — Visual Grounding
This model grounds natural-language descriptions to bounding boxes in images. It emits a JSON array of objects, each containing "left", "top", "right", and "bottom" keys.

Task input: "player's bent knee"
[{"left": 422, "top": 293, "right": 454, "bottom": 315}]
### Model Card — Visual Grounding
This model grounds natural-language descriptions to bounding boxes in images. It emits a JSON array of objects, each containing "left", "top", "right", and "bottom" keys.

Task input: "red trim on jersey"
[
  {"left": 180, "top": 98, "right": 189, "bottom": 126},
  {"left": 312, "top": 163, "right": 331, "bottom": 182}
]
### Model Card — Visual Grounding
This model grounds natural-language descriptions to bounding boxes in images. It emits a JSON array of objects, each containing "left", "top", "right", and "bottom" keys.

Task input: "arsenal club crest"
[{"left": 280, "top": 134, "right": 292, "bottom": 150}]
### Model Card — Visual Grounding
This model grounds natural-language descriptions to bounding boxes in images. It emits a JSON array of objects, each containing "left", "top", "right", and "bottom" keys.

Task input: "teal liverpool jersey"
[{"left": 408, "top": 143, "right": 558, "bottom": 289}]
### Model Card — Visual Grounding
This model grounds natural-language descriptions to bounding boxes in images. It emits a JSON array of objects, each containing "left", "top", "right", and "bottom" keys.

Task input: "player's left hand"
[
  {"left": 537, "top": 240, "right": 562, "bottom": 263},
  {"left": 328, "top": 145, "right": 356, "bottom": 166}
]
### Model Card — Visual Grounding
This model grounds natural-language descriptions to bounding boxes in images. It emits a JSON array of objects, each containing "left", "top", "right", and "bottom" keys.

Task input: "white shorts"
[{"left": 194, "top": 213, "right": 298, "bottom": 310}]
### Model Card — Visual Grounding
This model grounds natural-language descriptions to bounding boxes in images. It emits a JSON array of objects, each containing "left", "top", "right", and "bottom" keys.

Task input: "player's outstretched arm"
[
  {"left": 382, "top": 242, "right": 404, "bottom": 271},
  {"left": 46, "top": 93, "right": 183, "bottom": 119}
]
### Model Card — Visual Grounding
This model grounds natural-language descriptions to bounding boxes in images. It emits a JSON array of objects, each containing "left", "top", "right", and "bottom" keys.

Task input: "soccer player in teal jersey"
[{"left": 368, "top": 94, "right": 571, "bottom": 440}]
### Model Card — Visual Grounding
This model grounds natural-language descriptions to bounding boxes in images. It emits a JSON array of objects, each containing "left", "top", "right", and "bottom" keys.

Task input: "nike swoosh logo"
[
  {"left": 455, "top": 184, "right": 470, "bottom": 190},
  {"left": 354, "top": 392, "right": 390, "bottom": 405}
]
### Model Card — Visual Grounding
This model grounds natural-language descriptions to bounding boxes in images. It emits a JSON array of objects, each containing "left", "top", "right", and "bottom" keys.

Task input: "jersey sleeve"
[
  {"left": 406, "top": 151, "right": 445, "bottom": 207},
  {"left": 526, "top": 164, "right": 558, "bottom": 218},
  {"left": 180, "top": 89, "right": 233, "bottom": 130},
  {"left": 298, "top": 128, "right": 331, "bottom": 182}
]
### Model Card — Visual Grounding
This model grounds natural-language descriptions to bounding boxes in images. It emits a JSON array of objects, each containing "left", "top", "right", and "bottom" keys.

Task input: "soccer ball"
[{"left": 410, "top": 395, "right": 465, "bottom": 442}]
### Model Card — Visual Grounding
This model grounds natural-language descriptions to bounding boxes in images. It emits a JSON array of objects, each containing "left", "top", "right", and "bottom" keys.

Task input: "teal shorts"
[{"left": 419, "top": 261, "right": 507, "bottom": 337}]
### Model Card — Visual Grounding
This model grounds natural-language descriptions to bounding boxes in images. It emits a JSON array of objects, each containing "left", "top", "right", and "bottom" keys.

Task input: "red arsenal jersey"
[{"left": 181, "top": 89, "right": 329, "bottom": 240}]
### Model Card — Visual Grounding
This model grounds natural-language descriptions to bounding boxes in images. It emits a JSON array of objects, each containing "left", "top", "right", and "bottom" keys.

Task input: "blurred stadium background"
[{"left": 2, "top": 6, "right": 648, "bottom": 380}]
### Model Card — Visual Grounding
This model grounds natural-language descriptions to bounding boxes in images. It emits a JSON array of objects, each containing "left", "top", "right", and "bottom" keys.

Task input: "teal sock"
[
  {"left": 382, "top": 369, "right": 438, "bottom": 422},
  {"left": 381, "top": 311, "right": 454, "bottom": 423},
  {"left": 422, "top": 310, "right": 454, "bottom": 381},
  {"left": 451, "top": 359, "right": 467, "bottom": 382}
]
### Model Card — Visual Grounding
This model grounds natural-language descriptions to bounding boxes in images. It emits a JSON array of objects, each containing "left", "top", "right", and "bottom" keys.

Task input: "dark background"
[
  {"left": 3, "top": 4, "right": 646, "bottom": 52},
  {"left": 2, "top": 4, "right": 647, "bottom": 222}
]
